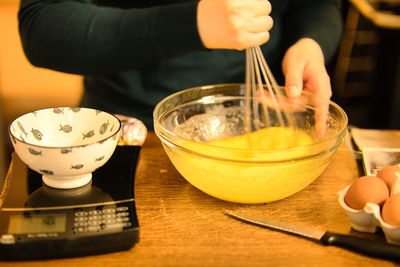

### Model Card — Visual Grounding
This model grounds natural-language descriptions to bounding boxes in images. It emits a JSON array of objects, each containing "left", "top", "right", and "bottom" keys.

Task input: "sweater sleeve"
[
  {"left": 282, "top": 0, "right": 343, "bottom": 63},
  {"left": 18, "top": 0, "right": 204, "bottom": 75}
]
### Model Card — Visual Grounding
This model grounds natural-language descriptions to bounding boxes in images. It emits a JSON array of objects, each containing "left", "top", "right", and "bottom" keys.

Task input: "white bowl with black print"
[{"left": 9, "top": 107, "right": 121, "bottom": 189}]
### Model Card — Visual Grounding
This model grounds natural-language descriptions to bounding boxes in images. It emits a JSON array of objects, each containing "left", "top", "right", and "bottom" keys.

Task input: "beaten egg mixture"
[{"left": 165, "top": 127, "right": 330, "bottom": 203}]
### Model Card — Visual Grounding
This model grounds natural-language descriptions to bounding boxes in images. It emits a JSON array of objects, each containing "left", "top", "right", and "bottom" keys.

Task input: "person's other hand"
[
  {"left": 282, "top": 38, "right": 332, "bottom": 137},
  {"left": 197, "top": 0, "right": 273, "bottom": 50}
]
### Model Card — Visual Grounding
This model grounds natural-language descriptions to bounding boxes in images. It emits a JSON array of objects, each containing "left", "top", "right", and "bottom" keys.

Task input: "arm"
[
  {"left": 19, "top": 0, "right": 273, "bottom": 75},
  {"left": 18, "top": 0, "right": 203, "bottom": 74}
]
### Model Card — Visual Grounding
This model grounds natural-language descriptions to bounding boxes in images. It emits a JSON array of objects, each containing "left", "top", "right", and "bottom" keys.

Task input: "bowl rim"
[
  {"left": 8, "top": 107, "right": 122, "bottom": 149},
  {"left": 156, "top": 132, "right": 345, "bottom": 163},
  {"left": 153, "top": 83, "right": 348, "bottom": 162}
]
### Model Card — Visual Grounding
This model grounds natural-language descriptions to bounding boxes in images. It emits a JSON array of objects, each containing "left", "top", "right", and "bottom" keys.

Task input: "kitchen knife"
[{"left": 226, "top": 210, "right": 400, "bottom": 261}]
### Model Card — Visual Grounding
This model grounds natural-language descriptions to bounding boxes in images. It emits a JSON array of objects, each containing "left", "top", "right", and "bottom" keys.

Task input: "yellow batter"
[
  {"left": 207, "top": 127, "right": 313, "bottom": 151},
  {"left": 180, "top": 127, "right": 315, "bottom": 162},
  {"left": 165, "top": 127, "right": 331, "bottom": 203}
]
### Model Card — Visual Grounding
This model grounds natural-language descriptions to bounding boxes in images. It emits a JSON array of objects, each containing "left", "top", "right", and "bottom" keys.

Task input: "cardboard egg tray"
[
  {"left": 341, "top": 128, "right": 400, "bottom": 244},
  {"left": 338, "top": 186, "right": 400, "bottom": 244}
]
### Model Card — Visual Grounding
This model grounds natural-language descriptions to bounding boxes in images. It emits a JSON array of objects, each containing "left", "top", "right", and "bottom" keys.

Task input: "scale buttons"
[
  {"left": 89, "top": 210, "right": 102, "bottom": 215},
  {"left": 0, "top": 234, "right": 15, "bottom": 244},
  {"left": 75, "top": 211, "right": 88, "bottom": 216},
  {"left": 103, "top": 214, "right": 116, "bottom": 219},
  {"left": 72, "top": 205, "right": 132, "bottom": 234},
  {"left": 88, "top": 215, "right": 102, "bottom": 221},
  {"left": 102, "top": 208, "right": 115, "bottom": 214},
  {"left": 75, "top": 217, "right": 88, "bottom": 222},
  {"left": 74, "top": 222, "right": 88, "bottom": 227}
]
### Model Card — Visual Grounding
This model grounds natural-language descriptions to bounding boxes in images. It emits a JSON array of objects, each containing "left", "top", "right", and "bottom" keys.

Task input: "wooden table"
[{"left": 2, "top": 131, "right": 399, "bottom": 266}]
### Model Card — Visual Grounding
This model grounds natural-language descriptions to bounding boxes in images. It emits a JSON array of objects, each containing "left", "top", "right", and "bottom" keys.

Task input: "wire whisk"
[{"left": 245, "top": 46, "right": 297, "bottom": 133}]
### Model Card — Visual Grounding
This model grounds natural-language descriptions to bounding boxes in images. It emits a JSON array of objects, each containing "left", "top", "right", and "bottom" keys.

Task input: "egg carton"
[{"left": 338, "top": 186, "right": 400, "bottom": 245}]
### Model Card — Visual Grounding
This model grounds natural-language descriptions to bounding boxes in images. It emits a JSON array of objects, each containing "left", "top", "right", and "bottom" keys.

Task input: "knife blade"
[{"left": 226, "top": 210, "right": 400, "bottom": 261}]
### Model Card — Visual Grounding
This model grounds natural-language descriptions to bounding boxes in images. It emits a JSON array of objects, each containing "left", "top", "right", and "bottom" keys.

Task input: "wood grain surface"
[{"left": 1, "top": 132, "right": 398, "bottom": 266}]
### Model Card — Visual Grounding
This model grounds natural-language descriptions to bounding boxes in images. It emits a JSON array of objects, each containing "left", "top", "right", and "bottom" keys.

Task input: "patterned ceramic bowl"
[{"left": 9, "top": 107, "right": 121, "bottom": 189}]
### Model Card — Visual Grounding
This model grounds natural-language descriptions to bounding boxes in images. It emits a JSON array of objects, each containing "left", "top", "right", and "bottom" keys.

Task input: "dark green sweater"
[{"left": 18, "top": 0, "right": 342, "bottom": 128}]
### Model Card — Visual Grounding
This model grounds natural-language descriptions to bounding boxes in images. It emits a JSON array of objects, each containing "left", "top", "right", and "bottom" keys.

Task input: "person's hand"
[
  {"left": 197, "top": 0, "right": 273, "bottom": 50},
  {"left": 281, "top": 38, "right": 331, "bottom": 137}
]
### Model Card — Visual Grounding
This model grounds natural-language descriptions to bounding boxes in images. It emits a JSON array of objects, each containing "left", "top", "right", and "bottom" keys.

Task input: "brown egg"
[
  {"left": 382, "top": 193, "right": 400, "bottom": 226},
  {"left": 376, "top": 165, "right": 400, "bottom": 189},
  {"left": 344, "top": 176, "right": 389, "bottom": 210}
]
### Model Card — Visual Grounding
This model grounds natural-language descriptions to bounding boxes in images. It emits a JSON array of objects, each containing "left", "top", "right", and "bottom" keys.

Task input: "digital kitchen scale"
[{"left": 0, "top": 145, "right": 141, "bottom": 260}]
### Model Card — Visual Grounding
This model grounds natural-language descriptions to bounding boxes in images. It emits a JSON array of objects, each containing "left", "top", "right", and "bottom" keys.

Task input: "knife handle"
[{"left": 321, "top": 231, "right": 400, "bottom": 261}]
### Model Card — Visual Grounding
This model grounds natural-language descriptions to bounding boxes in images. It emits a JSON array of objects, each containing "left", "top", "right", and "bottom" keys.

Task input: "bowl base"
[{"left": 42, "top": 173, "right": 93, "bottom": 189}]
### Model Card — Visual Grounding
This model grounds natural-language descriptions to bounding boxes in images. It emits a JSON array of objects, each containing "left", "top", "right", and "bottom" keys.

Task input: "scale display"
[
  {"left": 0, "top": 145, "right": 140, "bottom": 260},
  {"left": 8, "top": 213, "right": 66, "bottom": 234}
]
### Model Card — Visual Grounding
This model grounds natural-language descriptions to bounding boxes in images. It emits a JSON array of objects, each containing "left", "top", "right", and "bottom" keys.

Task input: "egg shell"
[
  {"left": 344, "top": 176, "right": 389, "bottom": 210},
  {"left": 382, "top": 193, "right": 400, "bottom": 226},
  {"left": 376, "top": 165, "right": 400, "bottom": 189}
]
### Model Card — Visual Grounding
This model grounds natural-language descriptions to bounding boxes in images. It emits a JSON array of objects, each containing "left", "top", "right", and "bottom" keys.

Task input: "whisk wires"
[{"left": 245, "top": 46, "right": 297, "bottom": 134}]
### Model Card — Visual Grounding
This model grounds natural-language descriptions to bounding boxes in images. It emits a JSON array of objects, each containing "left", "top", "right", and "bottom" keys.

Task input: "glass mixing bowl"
[{"left": 154, "top": 84, "right": 348, "bottom": 203}]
